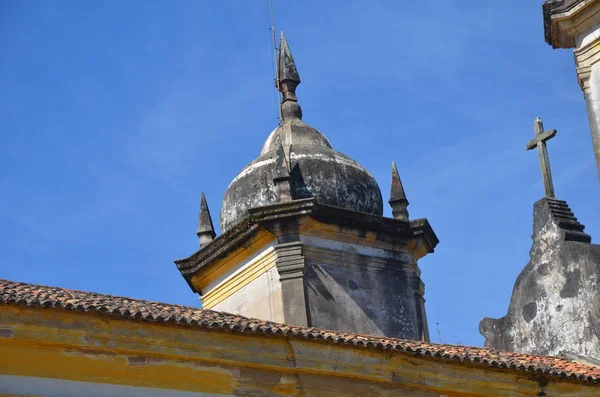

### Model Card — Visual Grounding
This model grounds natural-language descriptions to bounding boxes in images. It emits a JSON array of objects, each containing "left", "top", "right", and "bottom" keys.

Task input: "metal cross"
[{"left": 526, "top": 117, "right": 557, "bottom": 198}]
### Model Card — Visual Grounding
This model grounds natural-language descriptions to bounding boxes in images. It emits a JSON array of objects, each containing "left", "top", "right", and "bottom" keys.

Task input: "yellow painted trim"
[
  {"left": 302, "top": 218, "right": 408, "bottom": 251},
  {"left": 202, "top": 248, "right": 277, "bottom": 309},
  {"left": 302, "top": 218, "right": 429, "bottom": 260},
  {"left": 190, "top": 229, "right": 276, "bottom": 293},
  {"left": 0, "top": 340, "right": 235, "bottom": 394}
]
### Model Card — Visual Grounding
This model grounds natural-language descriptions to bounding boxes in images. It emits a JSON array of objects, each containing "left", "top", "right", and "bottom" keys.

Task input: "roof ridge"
[
  {"left": 0, "top": 278, "right": 199, "bottom": 311},
  {"left": 1, "top": 278, "right": 599, "bottom": 384}
]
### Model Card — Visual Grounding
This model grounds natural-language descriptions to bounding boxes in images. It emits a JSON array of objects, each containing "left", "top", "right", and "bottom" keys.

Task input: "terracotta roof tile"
[{"left": 1, "top": 278, "right": 599, "bottom": 383}]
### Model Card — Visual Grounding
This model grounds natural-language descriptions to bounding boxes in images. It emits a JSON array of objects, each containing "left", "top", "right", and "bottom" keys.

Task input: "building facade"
[
  {"left": 544, "top": 0, "right": 600, "bottom": 177},
  {"left": 478, "top": 1, "right": 600, "bottom": 361},
  {"left": 1, "top": 279, "right": 599, "bottom": 397}
]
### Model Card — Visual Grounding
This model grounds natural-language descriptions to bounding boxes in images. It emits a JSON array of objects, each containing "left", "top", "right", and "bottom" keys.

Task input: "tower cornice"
[{"left": 175, "top": 199, "right": 437, "bottom": 294}]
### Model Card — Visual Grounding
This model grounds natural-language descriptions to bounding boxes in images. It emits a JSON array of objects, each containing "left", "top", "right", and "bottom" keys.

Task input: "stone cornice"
[
  {"left": 175, "top": 221, "right": 263, "bottom": 290},
  {"left": 175, "top": 199, "right": 438, "bottom": 290},
  {"left": 544, "top": 0, "right": 600, "bottom": 48},
  {"left": 410, "top": 218, "right": 439, "bottom": 259}
]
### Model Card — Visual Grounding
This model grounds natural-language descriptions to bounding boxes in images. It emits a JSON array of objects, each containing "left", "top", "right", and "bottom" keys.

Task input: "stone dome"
[
  {"left": 220, "top": 107, "right": 383, "bottom": 232},
  {"left": 219, "top": 32, "right": 383, "bottom": 232}
]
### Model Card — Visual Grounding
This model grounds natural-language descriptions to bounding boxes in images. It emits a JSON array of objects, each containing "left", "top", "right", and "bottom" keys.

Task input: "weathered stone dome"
[
  {"left": 220, "top": 116, "right": 383, "bottom": 232},
  {"left": 219, "top": 32, "right": 383, "bottom": 232}
]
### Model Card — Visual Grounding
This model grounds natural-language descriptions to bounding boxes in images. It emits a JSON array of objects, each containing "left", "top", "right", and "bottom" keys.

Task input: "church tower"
[{"left": 175, "top": 33, "right": 438, "bottom": 340}]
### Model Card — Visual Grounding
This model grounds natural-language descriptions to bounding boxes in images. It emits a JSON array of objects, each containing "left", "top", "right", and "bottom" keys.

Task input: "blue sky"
[{"left": 1, "top": 1, "right": 599, "bottom": 347}]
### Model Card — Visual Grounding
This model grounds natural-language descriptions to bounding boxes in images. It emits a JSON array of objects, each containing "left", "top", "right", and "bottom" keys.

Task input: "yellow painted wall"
[
  {"left": 202, "top": 246, "right": 278, "bottom": 309},
  {"left": 190, "top": 229, "right": 276, "bottom": 297},
  {"left": 0, "top": 305, "right": 595, "bottom": 397}
]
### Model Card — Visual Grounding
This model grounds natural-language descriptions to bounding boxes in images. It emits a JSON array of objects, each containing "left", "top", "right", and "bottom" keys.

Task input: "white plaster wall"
[
  {"left": 0, "top": 375, "right": 226, "bottom": 397},
  {"left": 211, "top": 266, "right": 284, "bottom": 323}
]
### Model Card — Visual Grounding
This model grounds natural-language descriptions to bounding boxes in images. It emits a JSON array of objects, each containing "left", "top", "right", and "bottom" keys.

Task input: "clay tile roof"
[{"left": 1, "top": 278, "right": 599, "bottom": 384}]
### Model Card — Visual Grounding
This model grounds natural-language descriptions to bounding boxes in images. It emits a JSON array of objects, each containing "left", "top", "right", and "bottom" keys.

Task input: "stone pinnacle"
[
  {"left": 197, "top": 192, "right": 216, "bottom": 247},
  {"left": 389, "top": 161, "right": 409, "bottom": 221}
]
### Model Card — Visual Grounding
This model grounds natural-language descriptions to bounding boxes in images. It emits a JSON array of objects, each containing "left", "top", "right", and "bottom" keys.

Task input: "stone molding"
[
  {"left": 275, "top": 241, "right": 305, "bottom": 281},
  {"left": 410, "top": 274, "right": 426, "bottom": 297},
  {"left": 577, "top": 65, "right": 593, "bottom": 90},
  {"left": 544, "top": 197, "right": 592, "bottom": 242},
  {"left": 302, "top": 244, "right": 415, "bottom": 273},
  {"left": 411, "top": 275, "right": 430, "bottom": 342},
  {"left": 274, "top": 240, "right": 309, "bottom": 326},
  {"left": 574, "top": 34, "right": 600, "bottom": 90},
  {"left": 176, "top": 199, "right": 437, "bottom": 288},
  {"left": 545, "top": 0, "right": 600, "bottom": 48},
  {"left": 176, "top": 198, "right": 438, "bottom": 332}
]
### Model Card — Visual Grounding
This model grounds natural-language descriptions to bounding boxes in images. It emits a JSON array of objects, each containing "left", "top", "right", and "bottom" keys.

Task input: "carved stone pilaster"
[
  {"left": 573, "top": 34, "right": 600, "bottom": 177},
  {"left": 411, "top": 274, "right": 429, "bottom": 342},
  {"left": 275, "top": 241, "right": 308, "bottom": 326},
  {"left": 574, "top": 35, "right": 600, "bottom": 91},
  {"left": 577, "top": 65, "right": 593, "bottom": 91},
  {"left": 276, "top": 241, "right": 305, "bottom": 280}
]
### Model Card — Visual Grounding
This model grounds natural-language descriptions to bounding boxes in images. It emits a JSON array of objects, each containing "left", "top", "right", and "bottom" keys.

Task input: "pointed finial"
[
  {"left": 278, "top": 32, "right": 303, "bottom": 121},
  {"left": 273, "top": 139, "right": 293, "bottom": 202},
  {"left": 389, "top": 161, "right": 410, "bottom": 221},
  {"left": 278, "top": 32, "right": 300, "bottom": 100},
  {"left": 197, "top": 192, "right": 216, "bottom": 248}
]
